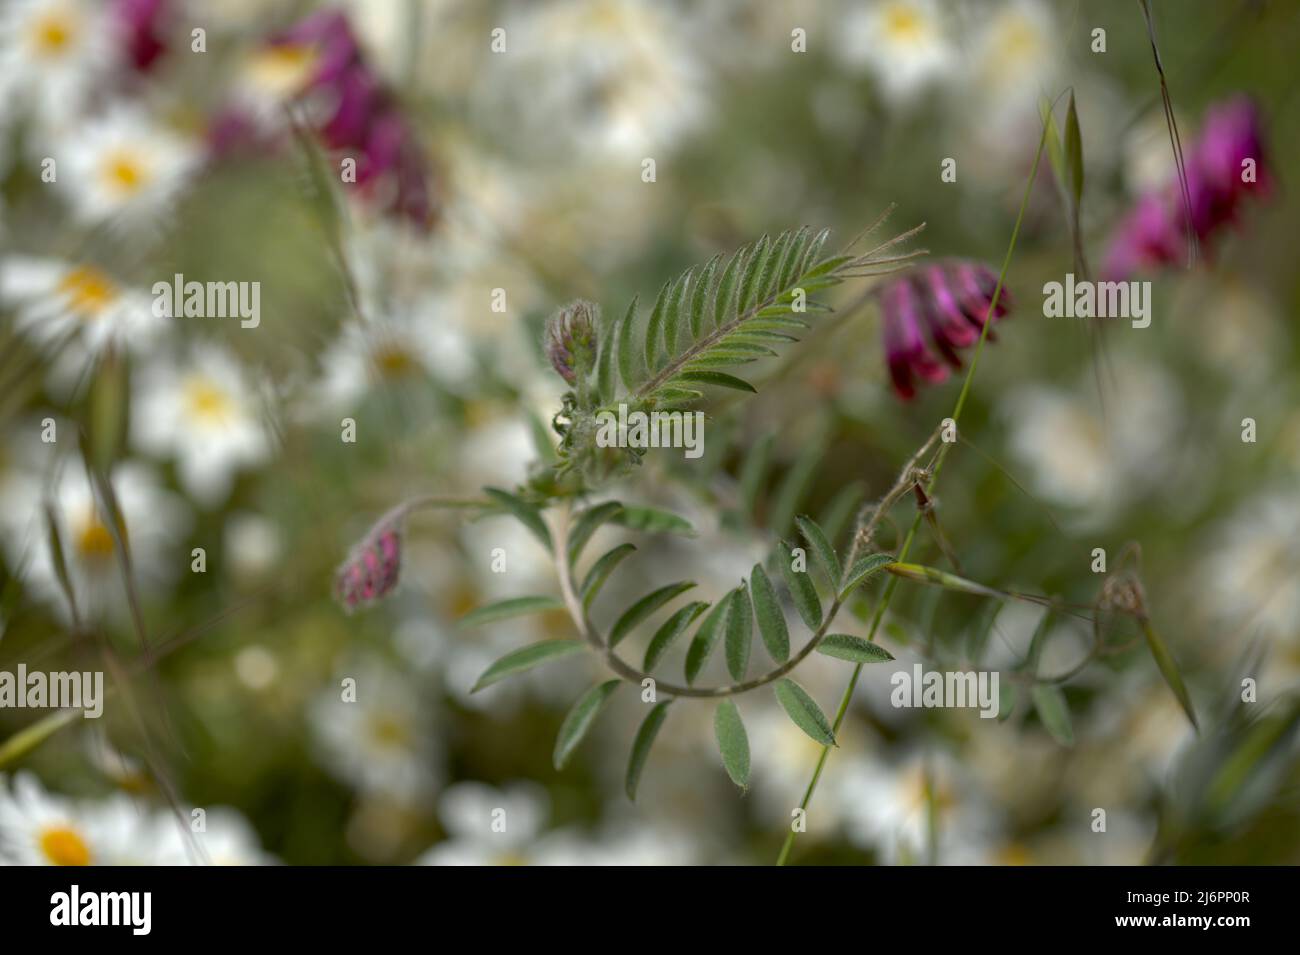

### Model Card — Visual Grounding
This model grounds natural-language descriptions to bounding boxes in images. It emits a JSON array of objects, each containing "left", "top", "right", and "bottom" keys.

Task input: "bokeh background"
[{"left": 1, "top": 0, "right": 1298, "bottom": 865}]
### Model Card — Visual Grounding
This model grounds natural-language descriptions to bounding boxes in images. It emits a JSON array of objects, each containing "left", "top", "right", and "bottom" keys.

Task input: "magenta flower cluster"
[
  {"left": 880, "top": 260, "right": 1011, "bottom": 400},
  {"left": 271, "top": 10, "right": 437, "bottom": 230},
  {"left": 1102, "top": 97, "right": 1269, "bottom": 280}
]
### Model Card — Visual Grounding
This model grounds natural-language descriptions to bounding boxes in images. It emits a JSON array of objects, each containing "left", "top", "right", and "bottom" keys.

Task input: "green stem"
[{"left": 775, "top": 121, "right": 1049, "bottom": 866}]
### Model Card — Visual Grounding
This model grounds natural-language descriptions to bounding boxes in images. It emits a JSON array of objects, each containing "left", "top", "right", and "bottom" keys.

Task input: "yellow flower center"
[
  {"left": 184, "top": 377, "right": 235, "bottom": 424},
  {"left": 368, "top": 713, "right": 412, "bottom": 747},
  {"left": 884, "top": 4, "right": 925, "bottom": 43},
  {"left": 40, "top": 825, "right": 91, "bottom": 866},
  {"left": 31, "top": 12, "right": 76, "bottom": 58},
  {"left": 1000, "top": 20, "right": 1040, "bottom": 60},
  {"left": 372, "top": 344, "right": 417, "bottom": 379},
  {"left": 100, "top": 149, "right": 150, "bottom": 198},
  {"left": 77, "top": 518, "right": 116, "bottom": 560},
  {"left": 58, "top": 265, "right": 119, "bottom": 319},
  {"left": 494, "top": 851, "right": 530, "bottom": 866},
  {"left": 246, "top": 44, "right": 319, "bottom": 96}
]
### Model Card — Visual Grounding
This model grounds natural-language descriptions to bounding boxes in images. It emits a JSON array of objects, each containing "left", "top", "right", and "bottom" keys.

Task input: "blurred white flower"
[
  {"left": 0, "top": 0, "right": 117, "bottom": 130},
  {"left": 158, "top": 806, "right": 278, "bottom": 866},
  {"left": 828, "top": 750, "right": 1000, "bottom": 864},
  {"left": 417, "top": 780, "right": 586, "bottom": 865},
  {"left": 459, "top": 417, "right": 541, "bottom": 493},
  {"left": 1002, "top": 359, "right": 1183, "bottom": 521},
  {"left": 132, "top": 344, "right": 272, "bottom": 507},
  {"left": 0, "top": 455, "right": 189, "bottom": 622},
  {"left": 310, "top": 310, "right": 475, "bottom": 413},
  {"left": 227, "top": 34, "right": 320, "bottom": 129},
  {"left": 233, "top": 644, "right": 280, "bottom": 691},
  {"left": 1199, "top": 490, "right": 1300, "bottom": 644},
  {"left": 961, "top": 0, "right": 1059, "bottom": 156},
  {"left": 309, "top": 658, "right": 441, "bottom": 805},
  {"left": 969, "top": 0, "right": 1057, "bottom": 104},
  {"left": 58, "top": 106, "right": 201, "bottom": 232},
  {"left": 223, "top": 511, "right": 283, "bottom": 580},
  {"left": 750, "top": 706, "right": 844, "bottom": 824},
  {"left": 478, "top": 0, "right": 708, "bottom": 161},
  {"left": 581, "top": 823, "right": 698, "bottom": 866},
  {"left": 0, "top": 256, "right": 166, "bottom": 392},
  {"left": 833, "top": 0, "right": 954, "bottom": 104}
]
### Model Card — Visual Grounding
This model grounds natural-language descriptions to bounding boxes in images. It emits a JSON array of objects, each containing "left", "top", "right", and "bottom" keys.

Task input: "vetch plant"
[{"left": 335, "top": 172, "right": 1202, "bottom": 858}]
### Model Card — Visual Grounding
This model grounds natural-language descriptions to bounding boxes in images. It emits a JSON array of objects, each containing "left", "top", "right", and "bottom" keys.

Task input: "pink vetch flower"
[
  {"left": 270, "top": 9, "right": 438, "bottom": 230},
  {"left": 113, "top": 0, "right": 169, "bottom": 73},
  {"left": 334, "top": 509, "right": 405, "bottom": 613},
  {"left": 1102, "top": 96, "right": 1270, "bottom": 280},
  {"left": 881, "top": 261, "right": 1012, "bottom": 401}
]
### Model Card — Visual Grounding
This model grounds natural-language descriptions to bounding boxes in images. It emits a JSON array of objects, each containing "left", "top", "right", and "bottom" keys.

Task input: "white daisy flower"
[
  {"left": 131, "top": 344, "right": 272, "bottom": 507},
  {"left": 58, "top": 105, "right": 201, "bottom": 233},
  {"left": 0, "top": 455, "right": 189, "bottom": 623},
  {"left": 0, "top": 0, "right": 118, "bottom": 130},
  {"left": 417, "top": 781, "right": 586, "bottom": 866},
  {"left": 833, "top": 0, "right": 954, "bottom": 105},
  {"left": 0, "top": 772, "right": 107, "bottom": 866},
  {"left": 0, "top": 256, "right": 166, "bottom": 391},
  {"left": 309, "top": 658, "right": 441, "bottom": 805}
]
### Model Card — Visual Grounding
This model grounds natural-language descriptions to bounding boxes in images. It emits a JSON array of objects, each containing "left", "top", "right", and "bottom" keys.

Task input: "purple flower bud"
[
  {"left": 544, "top": 300, "right": 599, "bottom": 385},
  {"left": 334, "top": 511, "right": 404, "bottom": 613}
]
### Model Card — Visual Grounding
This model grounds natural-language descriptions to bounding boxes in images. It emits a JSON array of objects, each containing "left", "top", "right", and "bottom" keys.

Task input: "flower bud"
[
  {"left": 544, "top": 300, "right": 599, "bottom": 385},
  {"left": 334, "top": 511, "right": 404, "bottom": 613}
]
